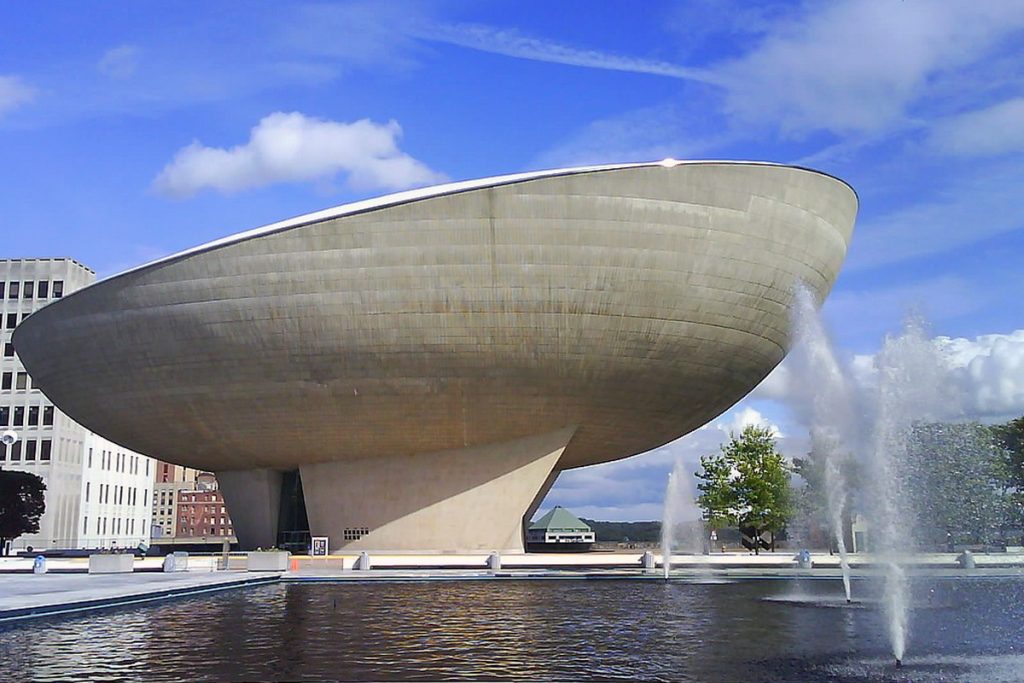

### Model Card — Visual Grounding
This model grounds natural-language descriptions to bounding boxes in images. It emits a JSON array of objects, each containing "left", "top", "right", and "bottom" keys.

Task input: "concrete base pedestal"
[
  {"left": 88, "top": 554, "right": 135, "bottom": 574},
  {"left": 247, "top": 551, "right": 290, "bottom": 571},
  {"left": 301, "top": 427, "right": 576, "bottom": 553}
]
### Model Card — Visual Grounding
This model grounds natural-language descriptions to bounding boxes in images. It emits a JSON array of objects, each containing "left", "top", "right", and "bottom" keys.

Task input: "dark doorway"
[{"left": 277, "top": 469, "right": 310, "bottom": 553}]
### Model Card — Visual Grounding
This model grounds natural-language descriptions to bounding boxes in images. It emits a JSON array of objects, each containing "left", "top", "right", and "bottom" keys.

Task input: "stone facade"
[{"left": 1, "top": 258, "right": 154, "bottom": 553}]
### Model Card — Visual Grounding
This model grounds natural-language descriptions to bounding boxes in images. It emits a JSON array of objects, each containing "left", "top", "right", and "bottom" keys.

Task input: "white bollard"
[
  {"left": 355, "top": 551, "right": 372, "bottom": 571},
  {"left": 641, "top": 551, "right": 656, "bottom": 570},
  {"left": 958, "top": 550, "right": 976, "bottom": 569},
  {"left": 488, "top": 552, "right": 501, "bottom": 570}
]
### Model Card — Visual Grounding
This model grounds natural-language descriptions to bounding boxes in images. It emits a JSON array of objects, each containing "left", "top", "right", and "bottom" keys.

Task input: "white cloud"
[
  {"left": 761, "top": 325, "right": 1024, "bottom": 424},
  {"left": 98, "top": 45, "right": 140, "bottom": 79},
  {"left": 534, "top": 102, "right": 730, "bottom": 168},
  {"left": 714, "top": 0, "right": 1024, "bottom": 136},
  {"left": 749, "top": 364, "right": 791, "bottom": 402},
  {"left": 415, "top": 22, "right": 723, "bottom": 85},
  {"left": 153, "top": 112, "right": 446, "bottom": 197},
  {"left": 0, "top": 75, "right": 36, "bottom": 116},
  {"left": 716, "top": 407, "right": 783, "bottom": 438},
  {"left": 937, "top": 330, "right": 1024, "bottom": 419},
  {"left": 928, "top": 98, "right": 1024, "bottom": 157},
  {"left": 844, "top": 159, "right": 1024, "bottom": 272}
]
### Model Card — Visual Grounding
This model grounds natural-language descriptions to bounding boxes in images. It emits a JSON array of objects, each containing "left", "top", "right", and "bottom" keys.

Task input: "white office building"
[{"left": 1, "top": 258, "right": 154, "bottom": 553}]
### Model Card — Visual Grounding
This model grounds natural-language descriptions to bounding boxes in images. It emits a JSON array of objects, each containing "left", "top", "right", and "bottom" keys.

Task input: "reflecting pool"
[{"left": 2, "top": 577, "right": 1022, "bottom": 682}]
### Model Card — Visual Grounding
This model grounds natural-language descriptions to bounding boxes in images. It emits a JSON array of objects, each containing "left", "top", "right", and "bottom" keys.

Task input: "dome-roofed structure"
[{"left": 14, "top": 160, "right": 856, "bottom": 552}]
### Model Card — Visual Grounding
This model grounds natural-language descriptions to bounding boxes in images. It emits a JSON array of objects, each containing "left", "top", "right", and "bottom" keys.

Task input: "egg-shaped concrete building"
[{"left": 14, "top": 161, "right": 856, "bottom": 552}]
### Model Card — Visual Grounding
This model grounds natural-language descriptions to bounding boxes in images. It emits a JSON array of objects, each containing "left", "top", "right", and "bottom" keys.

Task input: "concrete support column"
[
  {"left": 216, "top": 468, "right": 283, "bottom": 550},
  {"left": 300, "top": 427, "right": 576, "bottom": 553}
]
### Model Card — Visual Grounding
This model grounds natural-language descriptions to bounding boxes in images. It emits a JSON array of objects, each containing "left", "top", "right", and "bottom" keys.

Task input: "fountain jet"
[{"left": 661, "top": 459, "right": 705, "bottom": 580}]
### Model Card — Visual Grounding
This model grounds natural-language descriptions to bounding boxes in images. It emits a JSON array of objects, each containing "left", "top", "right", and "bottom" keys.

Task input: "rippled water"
[{"left": 2, "top": 577, "right": 1023, "bottom": 682}]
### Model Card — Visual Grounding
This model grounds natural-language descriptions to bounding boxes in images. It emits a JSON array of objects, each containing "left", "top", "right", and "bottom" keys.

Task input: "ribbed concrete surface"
[{"left": 14, "top": 162, "right": 856, "bottom": 473}]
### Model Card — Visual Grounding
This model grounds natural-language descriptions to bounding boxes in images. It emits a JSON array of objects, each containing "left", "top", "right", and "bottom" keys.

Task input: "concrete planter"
[
  {"left": 247, "top": 551, "right": 290, "bottom": 572},
  {"left": 88, "top": 553, "right": 135, "bottom": 574},
  {"left": 162, "top": 552, "right": 189, "bottom": 572}
]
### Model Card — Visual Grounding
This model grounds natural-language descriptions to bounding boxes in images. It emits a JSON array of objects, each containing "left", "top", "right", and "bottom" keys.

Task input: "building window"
[
  {"left": 87, "top": 448, "right": 92, "bottom": 467},
  {"left": 3, "top": 342, "right": 14, "bottom": 358},
  {"left": 5, "top": 313, "right": 16, "bottom": 329},
  {"left": 343, "top": 527, "right": 370, "bottom": 541},
  {"left": 43, "top": 406, "right": 53, "bottom": 425},
  {"left": 37, "top": 281, "right": 49, "bottom": 299},
  {"left": 28, "top": 406, "right": 39, "bottom": 426},
  {"left": 16, "top": 373, "right": 27, "bottom": 390},
  {"left": 8, "top": 282, "right": 18, "bottom": 299},
  {"left": 24, "top": 441, "right": 36, "bottom": 461},
  {"left": 40, "top": 439, "right": 51, "bottom": 461},
  {"left": 83, "top": 517, "right": 88, "bottom": 534},
  {"left": 0, "top": 406, "right": 8, "bottom": 426},
  {"left": 1, "top": 372, "right": 10, "bottom": 390},
  {"left": 52, "top": 281, "right": 64, "bottom": 298},
  {"left": 86, "top": 482, "right": 91, "bottom": 501},
  {"left": 23, "top": 281, "right": 33, "bottom": 299},
  {"left": 13, "top": 406, "right": 24, "bottom": 426}
]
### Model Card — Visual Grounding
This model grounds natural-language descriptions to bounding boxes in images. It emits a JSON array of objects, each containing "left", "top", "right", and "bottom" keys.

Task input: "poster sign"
[{"left": 311, "top": 536, "right": 329, "bottom": 557}]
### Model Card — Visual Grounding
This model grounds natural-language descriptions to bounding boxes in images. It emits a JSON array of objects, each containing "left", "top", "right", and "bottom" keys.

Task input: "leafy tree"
[
  {"left": 0, "top": 469, "right": 46, "bottom": 555},
  {"left": 904, "top": 422, "right": 1017, "bottom": 546},
  {"left": 992, "top": 416, "right": 1024, "bottom": 490},
  {"left": 696, "top": 425, "right": 793, "bottom": 554},
  {"left": 792, "top": 446, "right": 859, "bottom": 551}
]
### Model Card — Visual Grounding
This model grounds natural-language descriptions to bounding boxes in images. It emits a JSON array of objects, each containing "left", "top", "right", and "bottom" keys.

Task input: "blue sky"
[{"left": 3, "top": 1, "right": 1022, "bottom": 520}]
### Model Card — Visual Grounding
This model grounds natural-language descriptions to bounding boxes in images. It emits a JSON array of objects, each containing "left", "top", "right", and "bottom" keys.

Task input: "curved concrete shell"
[{"left": 14, "top": 160, "right": 856, "bottom": 551}]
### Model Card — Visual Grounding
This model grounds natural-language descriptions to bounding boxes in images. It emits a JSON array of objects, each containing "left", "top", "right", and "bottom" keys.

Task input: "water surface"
[{"left": 2, "top": 577, "right": 1022, "bottom": 682}]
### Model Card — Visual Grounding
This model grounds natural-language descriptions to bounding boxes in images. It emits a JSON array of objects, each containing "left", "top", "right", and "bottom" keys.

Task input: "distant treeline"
[
  {"left": 584, "top": 519, "right": 745, "bottom": 545},
  {"left": 582, "top": 519, "right": 661, "bottom": 542}
]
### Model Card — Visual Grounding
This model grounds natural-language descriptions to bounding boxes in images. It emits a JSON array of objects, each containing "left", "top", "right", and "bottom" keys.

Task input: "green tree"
[
  {"left": 992, "top": 416, "right": 1024, "bottom": 490},
  {"left": 904, "top": 422, "right": 1016, "bottom": 546},
  {"left": 0, "top": 469, "right": 46, "bottom": 555},
  {"left": 792, "top": 447, "right": 859, "bottom": 551},
  {"left": 696, "top": 425, "right": 793, "bottom": 554}
]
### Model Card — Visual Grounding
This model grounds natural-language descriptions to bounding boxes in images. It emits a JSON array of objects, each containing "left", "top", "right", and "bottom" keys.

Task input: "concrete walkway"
[{"left": 0, "top": 571, "right": 279, "bottom": 623}]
